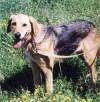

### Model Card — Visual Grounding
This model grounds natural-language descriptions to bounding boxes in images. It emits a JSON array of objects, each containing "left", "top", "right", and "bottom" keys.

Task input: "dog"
[{"left": 7, "top": 14, "right": 100, "bottom": 93}]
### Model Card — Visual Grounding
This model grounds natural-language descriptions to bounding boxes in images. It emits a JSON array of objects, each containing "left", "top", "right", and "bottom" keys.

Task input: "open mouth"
[
  {"left": 13, "top": 32, "right": 29, "bottom": 49},
  {"left": 13, "top": 38, "right": 25, "bottom": 49}
]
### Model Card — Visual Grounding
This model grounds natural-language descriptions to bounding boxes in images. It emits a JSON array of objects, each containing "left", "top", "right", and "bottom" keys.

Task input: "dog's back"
[{"left": 47, "top": 19, "right": 96, "bottom": 55}]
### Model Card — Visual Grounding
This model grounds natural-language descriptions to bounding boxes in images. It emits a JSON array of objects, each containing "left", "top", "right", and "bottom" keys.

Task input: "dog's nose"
[{"left": 14, "top": 32, "right": 21, "bottom": 39}]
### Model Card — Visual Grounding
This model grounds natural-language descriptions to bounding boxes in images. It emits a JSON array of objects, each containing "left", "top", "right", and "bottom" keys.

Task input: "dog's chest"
[
  {"left": 24, "top": 49, "right": 33, "bottom": 64},
  {"left": 23, "top": 37, "right": 55, "bottom": 65}
]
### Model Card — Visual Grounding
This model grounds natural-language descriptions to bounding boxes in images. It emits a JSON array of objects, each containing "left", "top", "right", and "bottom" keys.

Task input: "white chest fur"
[{"left": 24, "top": 49, "right": 32, "bottom": 64}]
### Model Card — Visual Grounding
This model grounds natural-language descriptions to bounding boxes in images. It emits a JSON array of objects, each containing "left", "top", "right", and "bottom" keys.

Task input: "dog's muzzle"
[{"left": 13, "top": 32, "right": 27, "bottom": 49}]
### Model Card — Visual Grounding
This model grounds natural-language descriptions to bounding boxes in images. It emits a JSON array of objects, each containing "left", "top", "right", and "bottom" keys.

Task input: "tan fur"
[{"left": 7, "top": 14, "right": 100, "bottom": 93}]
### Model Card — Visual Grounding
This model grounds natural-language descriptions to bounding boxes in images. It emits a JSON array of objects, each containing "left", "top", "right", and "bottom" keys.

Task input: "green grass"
[{"left": 0, "top": 0, "right": 100, "bottom": 101}]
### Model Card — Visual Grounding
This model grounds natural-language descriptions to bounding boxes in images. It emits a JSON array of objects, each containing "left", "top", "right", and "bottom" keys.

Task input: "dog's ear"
[
  {"left": 7, "top": 15, "right": 15, "bottom": 33},
  {"left": 29, "top": 16, "right": 39, "bottom": 35},
  {"left": 7, "top": 19, "right": 12, "bottom": 33}
]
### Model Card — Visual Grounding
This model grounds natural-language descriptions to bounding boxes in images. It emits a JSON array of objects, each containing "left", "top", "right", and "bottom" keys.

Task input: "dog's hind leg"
[
  {"left": 84, "top": 54, "right": 97, "bottom": 87},
  {"left": 81, "top": 42, "right": 97, "bottom": 88}
]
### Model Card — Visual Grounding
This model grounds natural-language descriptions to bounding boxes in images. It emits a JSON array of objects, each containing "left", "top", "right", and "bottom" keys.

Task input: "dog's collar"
[{"left": 22, "top": 32, "right": 38, "bottom": 53}]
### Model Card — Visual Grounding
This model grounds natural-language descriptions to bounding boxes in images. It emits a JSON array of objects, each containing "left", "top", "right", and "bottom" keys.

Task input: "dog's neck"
[{"left": 23, "top": 24, "right": 55, "bottom": 55}]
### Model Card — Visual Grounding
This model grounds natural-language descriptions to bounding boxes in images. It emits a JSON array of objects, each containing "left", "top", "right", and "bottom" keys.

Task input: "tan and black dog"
[{"left": 7, "top": 14, "right": 100, "bottom": 93}]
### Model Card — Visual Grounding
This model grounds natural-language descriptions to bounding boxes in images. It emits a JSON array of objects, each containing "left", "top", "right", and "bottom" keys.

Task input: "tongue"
[{"left": 13, "top": 41, "right": 22, "bottom": 49}]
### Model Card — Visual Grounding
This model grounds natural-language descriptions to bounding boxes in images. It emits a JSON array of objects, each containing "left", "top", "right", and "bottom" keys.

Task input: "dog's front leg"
[
  {"left": 30, "top": 62, "right": 41, "bottom": 89},
  {"left": 44, "top": 68, "right": 53, "bottom": 94},
  {"left": 39, "top": 57, "right": 54, "bottom": 94}
]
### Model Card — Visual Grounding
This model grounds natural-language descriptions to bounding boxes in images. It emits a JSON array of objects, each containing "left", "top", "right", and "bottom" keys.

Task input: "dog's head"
[{"left": 7, "top": 14, "right": 39, "bottom": 49}]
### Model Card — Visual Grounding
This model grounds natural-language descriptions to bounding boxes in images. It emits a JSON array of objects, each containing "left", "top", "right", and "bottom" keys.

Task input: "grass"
[{"left": 0, "top": 0, "right": 100, "bottom": 101}]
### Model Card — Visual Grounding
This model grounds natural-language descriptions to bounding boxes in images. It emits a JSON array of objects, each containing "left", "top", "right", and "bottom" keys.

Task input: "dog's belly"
[
  {"left": 54, "top": 37, "right": 80, "bottom": 55},
  {"left": 55, "top": 43, "right": 78, "bottom": 55}
]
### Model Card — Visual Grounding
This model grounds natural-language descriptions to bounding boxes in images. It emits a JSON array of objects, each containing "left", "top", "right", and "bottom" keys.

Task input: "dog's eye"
[
  {"left": 12, "top": 22, "right": 16, "bottom": 26},
  {"left": 22, "top": 23, "right": 27, "bottom": 27}
]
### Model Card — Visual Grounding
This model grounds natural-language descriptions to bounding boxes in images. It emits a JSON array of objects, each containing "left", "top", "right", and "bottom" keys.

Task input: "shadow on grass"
[
  {"left": 1, "top": 62, "right": 82, "bottom": 93},
  {"left": 1, "top": 65, "right": 34, "bottom": 92},
  {"left": 2, "top": 62, "right": 100, "bottom": 93},
  {"left": 53, "top": 61, "right": 81, "bottom": 82}
]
